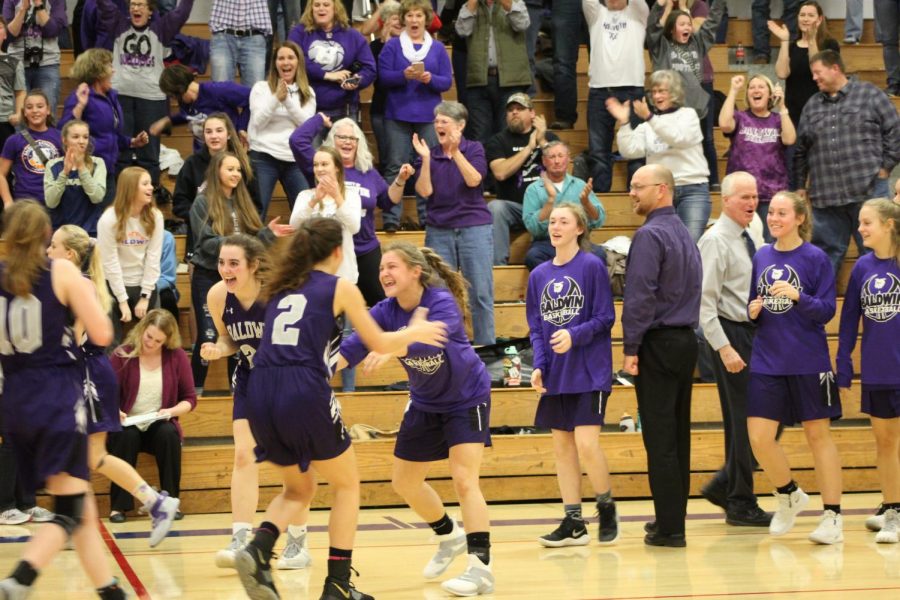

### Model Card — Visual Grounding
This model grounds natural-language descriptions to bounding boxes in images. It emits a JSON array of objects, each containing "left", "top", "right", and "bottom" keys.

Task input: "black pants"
[
  {"left": 107, "top": 420, "right": 182, "bottom": 512},
  {"left": 0, "top": 426, "right": 36, "bottom": 512},
  {"left": 635, "top": 327, "right": 698, "bottom": 536},
  {"left": 109, "top": 285, "right": 159, "bottom": 348},
  {"left": 356, "top": 246, "right": 385, "bottom": 308}
]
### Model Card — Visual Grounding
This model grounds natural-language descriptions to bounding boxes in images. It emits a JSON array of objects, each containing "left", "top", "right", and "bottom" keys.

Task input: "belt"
[
  {"left": 218, "top": 28, "right": 267, "bottom": 37},
  {"left": 487, "top": 66, "right": 498, "bottom": 77}
]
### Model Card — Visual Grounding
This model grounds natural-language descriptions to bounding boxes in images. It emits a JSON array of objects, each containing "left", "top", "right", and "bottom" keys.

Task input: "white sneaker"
[
  {"left": 276, "top": 532, "right": 312, "bottom": 570},
  {"left": 147, "top": 493, "right": 180, "bottom": 548},
  {"left": 25, "top": 507, "right": 54, "bottom": 523},
  {"left": 0, "top": 577, "right": 31, "bottom": 600},
  {"left": 875, "top": 509, "right": 899, "bottom": 544},
  {"left": 423, "top": 521, "right": 466, "bottom": 579},
  {"left": 769, "top": 488, "right": 810, "bottom": 536},
  {"left": 215, "top": 528, "right": 249, "bottom": 569},
  {"left": 866, "top": 505, "right": 886, "bottom": 532},
  {"left": 808, "top": 510, "right": 843, "bottom": 545},
  {"left": 441, "top": 555, "right": 494, "bottom": 597},
  {"left": 0, "top": 509, "right": 30, "bottom": 526}
]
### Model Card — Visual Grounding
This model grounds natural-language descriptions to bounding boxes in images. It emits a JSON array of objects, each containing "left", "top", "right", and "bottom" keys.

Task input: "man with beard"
[{"left": 485, "top": 93, "right": 557, "bottom": 265}]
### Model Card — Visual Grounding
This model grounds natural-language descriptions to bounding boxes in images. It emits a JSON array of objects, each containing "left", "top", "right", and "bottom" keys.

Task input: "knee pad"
[{"left": 51, "top": 493, "right": 86, "bottom": 538}]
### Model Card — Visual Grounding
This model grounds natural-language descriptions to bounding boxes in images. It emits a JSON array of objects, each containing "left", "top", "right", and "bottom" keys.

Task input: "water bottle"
[
  {"left": 735, "top": 42, "right": 745, "bottom": 65},
  {"left": 502, "top": 346, "right": 522, "bottom": 386},
  {"left": 619, "top": 413, "right": 636, "bottom": 432},
  {"left": 635, "top": 410, "right": 642, "bottom": 432}
]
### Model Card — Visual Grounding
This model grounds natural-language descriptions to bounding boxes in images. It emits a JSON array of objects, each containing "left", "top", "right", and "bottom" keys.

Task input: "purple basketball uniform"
[
  {"left": 0, "top": 262, "right": 90, "bottom": 492},
  {"left": 222, "top": 291, "right": 266, "bottom": 421},
  {"left": 246, "top": 270, "right": 349, "bottom": 471},
  {"left": 83, "top": 338, "right": 121, "bottom": 434}
]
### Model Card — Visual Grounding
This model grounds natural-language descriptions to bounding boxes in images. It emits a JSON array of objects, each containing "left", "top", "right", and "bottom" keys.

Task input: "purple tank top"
[
  {"left": 223, "top": 291, "right": 266, "bottom": 371},
  {"left": 254, "top": 270, "right": 342, "bottom": 378}
]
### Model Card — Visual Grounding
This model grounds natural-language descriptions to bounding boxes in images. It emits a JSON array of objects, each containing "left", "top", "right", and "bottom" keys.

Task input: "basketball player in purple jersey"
[
  {"left": 201, "top": 234, "right": 314, "bottom": 569},
  {"left": 234, "top": 218, "right": 447, "bottom": 600},
  {"left": 837, "top": 198, "right": 900, "bottom": 543},
  {"left": 0, "top": 201, "right": 125, "bottom": 599},
  {"left": 747, "top": 191, "right": 843, "bottom": 544},
  {"left": 47, "top": 225, "right": 179, "bottom": 549},
  {"left": 339, "top": 241, "right": 495, "bottom": 597},
  {"left": 526, "top": 204, "right": 619, "bottom": 547}
]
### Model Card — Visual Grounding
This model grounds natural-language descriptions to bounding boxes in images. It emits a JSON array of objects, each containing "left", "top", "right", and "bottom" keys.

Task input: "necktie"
[{"left": 741, "top": 230, "right": 757, "bottom": 259}]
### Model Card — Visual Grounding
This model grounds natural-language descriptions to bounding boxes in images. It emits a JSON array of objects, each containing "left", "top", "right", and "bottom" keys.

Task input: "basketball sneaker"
[
  {"left": 0, "top": 578, "right": 30, "bottom": 600},
  {"left": 808, "top": 510, "right": 843, "bottom": 545},
  {"left": 147, "top": 493, "right": 180, "bottom": 548},
  {"left": 875, "top": 509, "right": 899, "bottom": 544},
  {"left": 276, "top": 532, "right": 312, "bottom": 569},
  {"left": 25, "top": 507, "right": 54, "bottom": 523},
  {"left": 235, "top": 545, "right": 279, "bottom": 600},
  {"left": 538, "top": 515, "right": 589, "bottom": 547},
  {"left": 215, "top": 527, "right": 249, "bottom": 568},
  {"left": 866, "top": 504, "right": 886, "bottom": 532},
  {"left": 596, "top": 501, "right": 619, "bottom": 544},
  {"left": 319, "top": 576, "right": 373, "bottom": 600},
  {"left": 769, "top": 487, "right": 809, "bottom": 536},
  {"left": 423, "top": 521, "right": 466, "bottom": 579},
  {"left": 441, "top": 555, "right": 494, "bottom": 597},
  {"left": 0, "top": 509, "right": 29, "bottom": 526}
]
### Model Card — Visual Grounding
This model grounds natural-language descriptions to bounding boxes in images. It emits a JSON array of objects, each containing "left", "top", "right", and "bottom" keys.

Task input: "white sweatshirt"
[
  {"left": 289, "top": 183, "right": 362, "bottom": 283},
  {"left": 97, "top": 207, "right": 164, "bottom": 302},
  {"left": 583, "top": 0, "right": 648, "bottom": 88},
  {"left": 248, "top": 81, "right": 317, "bottom": 162},
  {"left": 616, "top": 107, "right": 709, "bottom": 185}
]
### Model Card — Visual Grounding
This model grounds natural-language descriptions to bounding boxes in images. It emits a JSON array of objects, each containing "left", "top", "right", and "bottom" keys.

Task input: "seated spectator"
[
  {"left": 485, "top": 92, "right": 557, "bottom": 265},
  {"left": 208, "top": 0, "right": 271, "bottom": 86},
  {"left": 3, "top": 0, "right": 66, "bottom": 114},
  {"left": 248, "top": 41, "right": 316, "bottom": 217},
  {"left": 287, "top": 0, "right": 376, "bottom": 122},
  {"left": 43, "top": 119, "right": 107, "bottom": 235},
  {"left": 608, "top": 69, "right": 710, "bottom": 242},
  {"left": 412, "top": 100, "right": 495, "bottom": 345},
  {"left": 378, "top": 0, "right": 451, "bottom": 230},
  {"left": 157, "top": 229, "right": 179, "bottom": 319},
  {"left": 153, "top": 64, "right": 250, "bottom": 154},
  {"left": 0, "top": 89, "right": 60, "bottom": 208},
  {"left": 60, "top": 48, "right": 150, "bottom": 207},
  {"left": 454, "top": 0, "right": 531, "bottom": 144},
  {"left": 0, "top": 16, "right": 25, "bottom": 151},
  {"left": 719, "top": 74, "right": 795, "bottom": 241},
  {"left": 96, "top": 0, "right": 194, "bottom": 184},
  {"left": 107, "top": 308, "right": 197, "bottom": 522},
  {"left": 97, "top": 166, "right": 164, "bottom": 344},
  {"left": 522, "top": 140, "right": 606, "bottom": 270}
]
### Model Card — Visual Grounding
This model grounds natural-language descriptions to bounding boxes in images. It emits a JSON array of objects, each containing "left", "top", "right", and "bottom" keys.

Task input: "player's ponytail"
[
  {"left": 56, "top": 224, "right": 112, "bottom": 312},
  {"left": 262, "top": 217, "right": 343, "bottom": 301}
]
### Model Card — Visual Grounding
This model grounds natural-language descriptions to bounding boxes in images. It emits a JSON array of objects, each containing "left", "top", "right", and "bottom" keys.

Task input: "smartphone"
[
  {"left": 343, "top": 75, "right": 361, "bottom": 86},
  {"left": 411, "top": 62, "right": 425, "bottom": 73}
]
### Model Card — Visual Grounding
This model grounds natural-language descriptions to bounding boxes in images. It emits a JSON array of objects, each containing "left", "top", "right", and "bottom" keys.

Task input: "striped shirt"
[{"left": 210, "top": 0, "right": 272, "bottom": 35}]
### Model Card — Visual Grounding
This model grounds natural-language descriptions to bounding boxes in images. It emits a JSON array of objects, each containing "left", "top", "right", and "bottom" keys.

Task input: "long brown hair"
[
  {"left": 203, "top": 152, "right": 264, "bottom": 237},
  {"left": 116, "top": 308, "right": 182, "bottom": 358},
  {"left": 314, "top": 146, "right": 346, "bottom": 196},
  {"left": 56, "top": 224, "right": 111, "bottom": 312},
  {"left": 60, "top": 119, "right": 95, "bottom": 171},
  {"left": 204, "top": 113, "right": 254, "bottom": 181},
  {"left": 267, "top": 41, "right": 314, "bottom": 106},
  {"left": 1, "top": 200, "right": 49, "bottom": 297},
  {"left": 863, "top": 198, "right": 900, "bottom": 265},
  {"left": 552, "top": 203, "right": 593, "bottom": 253},
  {"left": 382, "top": 241, "right": 472, "bottom": 333},
  {"left": 799, "top": 1, "right": 832, "bottom": 47},
  {"left": 221, "top": 233, "right": 269, "bottom": 284},
  {"left": 262, "top": 217, "right": 344, "bottom": 302},
  {"left": 111, "top": 166, "right": 159, "bottom": 243}
]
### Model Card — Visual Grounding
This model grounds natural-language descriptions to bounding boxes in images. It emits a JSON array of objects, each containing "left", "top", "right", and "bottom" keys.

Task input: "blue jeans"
[
  {"left": 425, "top": 224, "right": 495, "bottom": 345},
  {"left": 551, "top": 0, "right": 585, "bottom": 124},
  {"left": 25, "top": 64, "right": 60, "bottom": 119},
  {"left": 845, "top": 0, "right": 864, "bottom": 41},
  {"left": 466, "top": 79, "right": 528, "bottom": 145},
  {"left": 525, "top": 239, "right": 607, "bottom": 271},
  {"left": 587, "top": 86, "right": 645, "bottom": 193},
  {"left": 674, "top": 183, "right": 711, "bottom": 244},
  {"left": 250, "top": 150, "right": 309, "bottom": 218},
  {"left": 268, "top": 0, "right": 301, "bottom": 41},
  {"left": 117, "top": 95, "right": 168, "bottom": 184},
  {"left": 811, "top": 178, "right": 886, "bottom": 274},
  {"left": 488, "top": 199, "right": 524, "bottom": 265},
  {"left": 752, "top": 0, "right": 799, "bottom": 60},
  {"left": 876, "top": 0, "right": 900, "bottom": 89},
  {"left": 211, "top": 33, "right": 267, "bottom": 86},
  {"left": 383, "top": 119, "right": 436, "bottom": 227}
]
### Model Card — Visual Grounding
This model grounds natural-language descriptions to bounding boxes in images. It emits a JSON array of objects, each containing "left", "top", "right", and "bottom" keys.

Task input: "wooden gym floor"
[{"left": 2, "top": 493, "right": 899, "bottom": 599}]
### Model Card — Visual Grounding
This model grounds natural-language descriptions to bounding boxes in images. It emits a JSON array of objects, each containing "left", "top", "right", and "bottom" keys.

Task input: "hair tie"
[{"left": 89, "top": 237, "right": 98, "bottom": 248}]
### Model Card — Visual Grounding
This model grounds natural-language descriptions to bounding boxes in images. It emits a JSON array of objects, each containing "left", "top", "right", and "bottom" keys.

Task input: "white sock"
[
  {"left": 133, "top": 482, "right": 158, "bottom": 506},
  {"left": 233, "top": 522, "right": 252, "bottom": 535},
  {"left": 287, "top": 524, "right": 307, "bottom": 538}
]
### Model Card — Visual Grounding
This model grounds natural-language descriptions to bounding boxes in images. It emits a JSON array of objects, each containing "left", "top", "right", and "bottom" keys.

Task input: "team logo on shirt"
[
  {"left": 540, "top": 276, "right": 585, "bottom": 326},
  {"left": 757, "top": 264, "right": 803, "bottom": 314},
  {"left": 860, "top": 272, "right": 900, "bottom": 323},
  {"left": 21, "top": 139, "right": 59, "bottom": 174},
  {"left": 400, "top": 353, "right": 445, "bottom": 375},
  {"left": 307, "top": 40, "right": 345, "bottom": 72}
]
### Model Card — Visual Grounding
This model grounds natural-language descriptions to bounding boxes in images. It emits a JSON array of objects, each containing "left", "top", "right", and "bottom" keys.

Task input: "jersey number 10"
[{"left": 0, "top": 295, "right": 42, "bottom": 355}]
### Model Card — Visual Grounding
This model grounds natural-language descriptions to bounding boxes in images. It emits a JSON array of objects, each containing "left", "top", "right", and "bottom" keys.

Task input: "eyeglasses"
[
  {"left": 334, "top": 134, "right": 358, "bottom": 142},
  {"left": 629, "top": 182, "right": 664, "bottom": 192}
]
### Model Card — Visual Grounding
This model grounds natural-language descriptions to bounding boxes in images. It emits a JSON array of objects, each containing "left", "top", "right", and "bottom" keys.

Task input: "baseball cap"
[{"left": 506, "top": 93, "right": 533, "bottom": 109}]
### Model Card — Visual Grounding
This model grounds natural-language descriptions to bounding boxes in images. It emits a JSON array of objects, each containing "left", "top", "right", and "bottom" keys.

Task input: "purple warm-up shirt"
[
  {"left": 60, "top": 87, "right": 130, "bottom": 178},
  {"left": 527, "top": 251, "right": 615, "bottom": 394},
  {"left": 1, "top": 127, "right": 62, "bottom": 202},
  {"left": 725, "top": 110, "right": 789, "bottom": 202},
  {"left": 378, "top": 36, "right": 452, "bottom": 123},
  {"left": 749, "top": 241, "right": 836, "bottom": 375},
  {"left": 418, "top": 138, "right": 491, "bottom": 228},
  {"left": 836, "top": 252, "right": 900, "bottom": 388}
]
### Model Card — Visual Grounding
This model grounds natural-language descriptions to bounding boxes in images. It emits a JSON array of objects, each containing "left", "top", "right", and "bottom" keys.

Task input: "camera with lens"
[{"left": 24, "top": 46, "right": 43, "bottom": 68}]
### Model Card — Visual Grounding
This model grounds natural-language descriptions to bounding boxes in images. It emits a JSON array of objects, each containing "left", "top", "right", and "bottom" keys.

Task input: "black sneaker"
[
  {"left": 700, "top": 481, "right": 728, "bottom": 511},
  {"left": 726, "top": 505, "right": 773, "bottom": 527},
  {"left": 235, "top": 545, "right": 279, "bottom": 600},
  {"left": 320, "top": 576, "right": 373, "bottom": 600},
  {"left": 644, "top": 521, "right": 657, "bottom": 534},
  {"left": 538, "top": 515, "right": 590, "bottom": 547},
  {"left": 596, "top": 501, "right": 619, "bottom": 544},
  {"left": 644, "top": 531, "right": 687, "bottom": 548},
  {"left": 383, "top": 222, "right": 399, "bottom": 233}
]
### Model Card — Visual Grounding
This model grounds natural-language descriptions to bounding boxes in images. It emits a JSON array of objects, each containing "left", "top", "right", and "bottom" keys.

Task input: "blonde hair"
[
  {"left": 550, "top": 203, "right": 592, "bottom": 253},
  {"left": 648, "top": 70, "right": 686, "bottom": 108},
  {"left": 60, "top": 119, "right": 94, "bottom": 171},
  {"left": 204, "top": 113, "right": 254, "bottom": 182},
  {"left": 116, "top": 308, "right": 182, "bottom": 358},
  {"left": 300, "top": 0, "right": 350, "bottom": 30},
  {"left": 110, "top": 167, "right": 159, "bottom": 243},
  {"left": 266, "top": 41, "right": 314, "bottom": 106},
  {"left": 71, "top": 48, "right": 113, "bottom": 85},
  {"left": 772, "top": 191, "right": 813, "bottom": 241},
  {"left": 1, "top": 200, "right": 49, "bottom": 297},
  {"left": 55, "top": 224, "right": 112, "bottom": 312},
  {"left": 203, "top": 152, "right": 264, "bottom": 237},
  {"left": 862, "top": 198, "right": 900, "bottom": 265}
]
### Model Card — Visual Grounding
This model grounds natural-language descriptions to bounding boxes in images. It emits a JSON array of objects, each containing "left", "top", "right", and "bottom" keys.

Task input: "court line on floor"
[
  {"left": 583, "top": 583, "right": 900, "bottom": 599},
  {"left": 97, "top": 519, "right": 150, "bottom": 600}
]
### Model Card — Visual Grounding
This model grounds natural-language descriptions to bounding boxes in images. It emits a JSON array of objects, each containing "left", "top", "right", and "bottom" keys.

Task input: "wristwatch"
[{"left": 140, "top": 292, "right": 151, "bottom": 299}]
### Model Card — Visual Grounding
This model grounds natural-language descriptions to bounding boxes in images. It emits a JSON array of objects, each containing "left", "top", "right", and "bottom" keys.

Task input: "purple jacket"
[
  {"left": 80, "top": 0, "right": 129, "bottom": 51},
  {"left": 377, "top": 36, "right": 452, "bottom": 123},
  {"left": 60, "top": 86, "right": 131, "bottom": 178}
]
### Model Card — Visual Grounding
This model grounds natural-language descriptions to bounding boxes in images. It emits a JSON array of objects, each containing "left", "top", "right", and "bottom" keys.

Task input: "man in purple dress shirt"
[{"left": 622, "top": 164, "right": 702, "bottom": 547}]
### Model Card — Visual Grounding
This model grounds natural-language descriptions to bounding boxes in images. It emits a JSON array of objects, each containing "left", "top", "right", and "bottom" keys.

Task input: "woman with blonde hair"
[{"left": 44, "top": 119, "right": 107, "bottom": 236}]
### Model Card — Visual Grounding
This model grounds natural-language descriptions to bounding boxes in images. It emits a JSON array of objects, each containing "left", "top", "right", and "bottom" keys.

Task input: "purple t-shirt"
[
  {"left": 340, "top": 286, "right": 491, "bottom": 412},
  {"left": 526, "top": 251, "right": 615, "bottom": 395},
  {"left": 347, "top": 170, "right": 393, "bottom": 256},
  {"left": 749, "top": 242, "right": 836, "bottom": 375},
  {"left": 725, "top": 110, "right": 788, "bottom": 202},
  {"left": 418, "top": 138, "right": 491, "bottom": 228},
  {"left": 836, "top": 252, "right": 900, "bottom": 388},
  {"left": 1, "top": 127, "right": 62, "bottom": 203}
]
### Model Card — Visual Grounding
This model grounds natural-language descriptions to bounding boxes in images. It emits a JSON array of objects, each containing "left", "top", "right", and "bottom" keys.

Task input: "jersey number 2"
[
  {"left": 271, "top": 294, "right": 308, "bottom": 345},
  {"left": 0, "top": 295, "right": 43, "bottom": 355}
]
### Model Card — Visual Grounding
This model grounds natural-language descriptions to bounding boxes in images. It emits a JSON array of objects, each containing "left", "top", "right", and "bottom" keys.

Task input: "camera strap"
[{"left": 20, "top": 129, "right": 50, "bottom": 166}]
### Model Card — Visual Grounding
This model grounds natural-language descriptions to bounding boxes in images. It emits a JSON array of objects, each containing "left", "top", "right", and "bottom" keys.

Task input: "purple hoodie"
[{"left": 60, "top": 87, "right": 131, "bottom": 178}]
